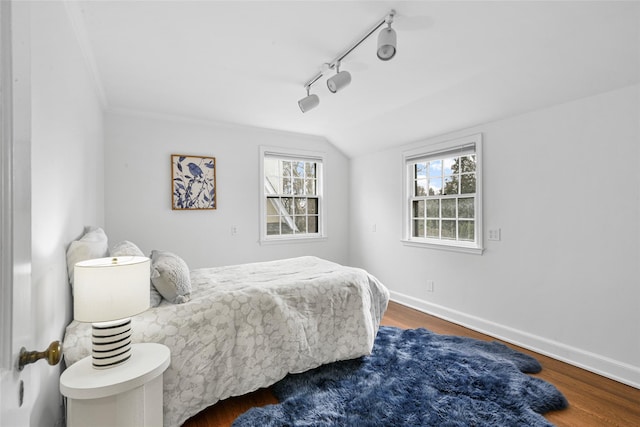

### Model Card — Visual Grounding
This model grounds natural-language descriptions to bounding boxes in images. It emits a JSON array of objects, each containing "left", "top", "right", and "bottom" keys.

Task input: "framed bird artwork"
[{"left": 171, "top": 154, "right": 216, "bottom": 210}]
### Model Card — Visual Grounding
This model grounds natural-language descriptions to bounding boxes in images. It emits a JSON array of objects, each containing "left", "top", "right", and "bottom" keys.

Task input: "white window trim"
[
  {"left": 259, "top": 146, "right": 327, "bottom": 244},
  {"left": 401, "top": 133, "right": 484, "bottom": 255}
]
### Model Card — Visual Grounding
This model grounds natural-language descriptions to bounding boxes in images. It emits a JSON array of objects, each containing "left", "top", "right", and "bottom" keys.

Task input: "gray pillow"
[
  {"left": 66, "top": 227, "right": 109, "bottom": 293},
  {"left": 110, "top": 241, "right": 162, "bottom": 308},
  {"left": 150, "top": 250, "right": 191, "bottom": 304}
]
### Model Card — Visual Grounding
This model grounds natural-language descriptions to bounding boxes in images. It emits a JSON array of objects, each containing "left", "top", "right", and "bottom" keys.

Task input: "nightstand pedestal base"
[{"left": 61, "top": 343, "right": 170, "bottom": 427}]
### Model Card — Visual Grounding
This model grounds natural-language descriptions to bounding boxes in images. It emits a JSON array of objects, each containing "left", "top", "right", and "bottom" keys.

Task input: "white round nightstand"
[{"left": 60, "top": 343, "right": 170, "bottom": 427}]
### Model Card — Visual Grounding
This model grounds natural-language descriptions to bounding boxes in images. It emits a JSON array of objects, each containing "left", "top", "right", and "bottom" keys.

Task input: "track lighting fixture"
[
  {"left": 298, "top": 9, "right": 397, "bottom": 113},
  {"left": 298, "top": 85, "right": 319, "bottom": 113},
  {"left": 327, "top": 63, "right": 351, "bottom": 93}
]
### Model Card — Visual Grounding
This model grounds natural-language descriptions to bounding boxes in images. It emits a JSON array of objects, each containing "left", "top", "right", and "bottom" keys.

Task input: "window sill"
[
  {"left": 401, "top": 239, "right": 484, "bottom": 255},
  {"left": 260, "top": 235, "right": 327, "bottom": 245}
]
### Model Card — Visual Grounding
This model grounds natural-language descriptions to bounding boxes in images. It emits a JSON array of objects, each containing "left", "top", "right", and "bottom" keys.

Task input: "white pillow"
[
  {"left": 66, "top": 227, "right": 109, "bottom": 293},
  {"left": 110, "top": 240, "right": 144, "bottom": 257},
  {"left": 150, "top": 250, "right": 191, "bottom": 304},
  {"left": 110, "top": 241, "right": 162, "bottom": 308}
]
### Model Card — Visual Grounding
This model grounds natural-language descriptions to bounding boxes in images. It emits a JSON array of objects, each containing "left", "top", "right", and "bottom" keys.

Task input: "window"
[
  {"left": 403, "top": 134, "right": 483, "bottom": 254},
  {"left": 260, "top": 147, "right": 325, "bottom": 242}
]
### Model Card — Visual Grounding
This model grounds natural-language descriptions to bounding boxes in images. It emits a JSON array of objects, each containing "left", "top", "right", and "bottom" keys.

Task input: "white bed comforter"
[{"left": 62, "top": 256, "right": 389, "bottom": 426}]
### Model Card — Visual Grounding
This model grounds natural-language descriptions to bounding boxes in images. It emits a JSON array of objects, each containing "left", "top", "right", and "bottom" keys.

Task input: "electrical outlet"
[
  {"left": 488, "top": 228, "right": 501, "bottom": 241},
  {"left": 231, "top": 225, "right": 239, "bottom": 235},
  {"left": 426, "top": 280, "right": 435, "bottom": 292},
  {"left": 371, "top": 223, "right": 377, "bottom": 232}
]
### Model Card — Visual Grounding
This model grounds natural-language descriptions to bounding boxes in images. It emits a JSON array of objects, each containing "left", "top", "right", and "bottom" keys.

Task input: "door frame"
[
  {"left": 0, "top": 0, "right": 14, "bottom": 372},
  {"left": 0, "top": 0, "right": 31, "bottom": 370},
  {"left": 1, "top": 2, "right": 33, "bottom": 424},
  {"left": 1, "top": 0, "right": 32, "bottom": 365}
]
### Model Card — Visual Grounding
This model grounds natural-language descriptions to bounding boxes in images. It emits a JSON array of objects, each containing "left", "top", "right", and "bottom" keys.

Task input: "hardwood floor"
[{"left": 183, "top": 301, "right": 640, "bottom": 427}]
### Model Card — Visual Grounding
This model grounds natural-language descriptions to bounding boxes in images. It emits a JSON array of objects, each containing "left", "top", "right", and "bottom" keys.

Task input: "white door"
[{"left": 0, "top": 2, "right": 36, "bottom": 426}]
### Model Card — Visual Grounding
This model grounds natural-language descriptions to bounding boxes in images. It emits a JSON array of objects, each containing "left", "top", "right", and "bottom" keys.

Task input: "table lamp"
[{"left": 73, "top": 256, "right": 150, "bottom": 369}]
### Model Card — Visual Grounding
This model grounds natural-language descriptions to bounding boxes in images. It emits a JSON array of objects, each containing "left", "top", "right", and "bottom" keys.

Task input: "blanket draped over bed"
[{"left": 62, "top": 256, "right": 389, "bottom": 427}]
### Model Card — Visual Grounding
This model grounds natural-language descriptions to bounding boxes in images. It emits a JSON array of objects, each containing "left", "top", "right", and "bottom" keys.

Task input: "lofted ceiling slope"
[{"left": 66, "top": 1, "right": 640, "bottom": 157}]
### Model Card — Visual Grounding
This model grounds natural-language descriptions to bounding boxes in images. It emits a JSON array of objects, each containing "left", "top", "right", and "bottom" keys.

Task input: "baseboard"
[{"left": 390, "top": 290, "right": 640, "bottom": 389}]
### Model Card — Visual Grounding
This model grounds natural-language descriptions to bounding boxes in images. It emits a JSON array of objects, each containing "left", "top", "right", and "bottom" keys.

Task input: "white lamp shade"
[{"left": 74, "top": 256, "right": 150, "bottom": 323}]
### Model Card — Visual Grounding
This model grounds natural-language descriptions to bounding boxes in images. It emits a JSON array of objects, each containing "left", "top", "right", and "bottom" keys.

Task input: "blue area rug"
[{"left": 233, "top": 326, "right": 568, "bottom": 427}]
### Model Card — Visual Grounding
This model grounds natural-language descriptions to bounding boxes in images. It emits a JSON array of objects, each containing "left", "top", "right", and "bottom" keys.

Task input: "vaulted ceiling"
[{"left": 67, "top": 1, "right": 640, "bottom": 157}]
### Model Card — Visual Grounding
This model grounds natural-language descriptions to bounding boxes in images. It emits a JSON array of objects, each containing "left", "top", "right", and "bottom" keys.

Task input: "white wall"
[
  {"left": 30, "top": 1, "right": 104, "bottom": 425},
  {"left": 104, "top": 112, "right": 350, "bottom": 269},
  {"left": 349, "top": 84, "right": 640, "bottom": 387},
  {"left": 13, "top": 4, "right": 637, "bottom": 426}
]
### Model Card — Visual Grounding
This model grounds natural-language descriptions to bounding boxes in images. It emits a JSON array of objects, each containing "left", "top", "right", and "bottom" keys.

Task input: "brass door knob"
[{"left": 18, "top": 341, "right": 62, "bottom": 371}]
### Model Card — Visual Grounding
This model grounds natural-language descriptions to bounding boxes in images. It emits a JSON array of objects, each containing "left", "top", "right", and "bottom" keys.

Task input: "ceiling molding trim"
[
  {"left": 62, "top": 0, "right": 108, "bottom": 108},
  {"left": 106, "top": 106, "right": 331, "bottom": 142}
]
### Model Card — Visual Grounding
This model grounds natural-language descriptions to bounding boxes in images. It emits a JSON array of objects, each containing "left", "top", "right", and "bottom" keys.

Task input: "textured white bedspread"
[{"left": 62, "top": 256, "right": 389, "bottom": 426}]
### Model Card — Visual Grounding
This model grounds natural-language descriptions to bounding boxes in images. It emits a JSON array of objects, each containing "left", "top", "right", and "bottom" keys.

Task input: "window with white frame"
[
  {"left": 403, "top": 134, "right": 483, "bottom": 254},
  {"left": 260, "top": 147, "right": 325, "bottom": 242}
]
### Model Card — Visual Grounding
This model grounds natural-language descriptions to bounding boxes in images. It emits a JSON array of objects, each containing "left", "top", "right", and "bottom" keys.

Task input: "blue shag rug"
[{"left": 233, "top": 326, "right": 568, "bottom": 427}]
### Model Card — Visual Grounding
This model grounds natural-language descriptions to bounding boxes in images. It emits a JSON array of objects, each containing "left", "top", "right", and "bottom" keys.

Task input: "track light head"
[
  {"left": 298, "top": 86, "right": 319, "bottom": 113},
  {"left": 327, "top": 67, "right": 352, "bottom": 93},
  {"left": 377, "top": 24, "right": 397, "bottom": 61}
]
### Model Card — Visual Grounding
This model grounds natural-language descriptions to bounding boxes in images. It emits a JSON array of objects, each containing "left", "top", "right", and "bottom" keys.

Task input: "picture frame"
[{"left": 171, "top": 154, "right": 216, "bottom": 210}]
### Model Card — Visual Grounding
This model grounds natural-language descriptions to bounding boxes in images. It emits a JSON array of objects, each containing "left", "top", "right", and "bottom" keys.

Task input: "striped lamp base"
[{"left": 91, "top": 318, "right": 133, "bottom": 369}]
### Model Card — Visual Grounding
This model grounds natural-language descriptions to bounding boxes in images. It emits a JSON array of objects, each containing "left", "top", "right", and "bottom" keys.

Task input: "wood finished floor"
[{"left": 183, "top": 301, "right": 640, "bottom": 427}]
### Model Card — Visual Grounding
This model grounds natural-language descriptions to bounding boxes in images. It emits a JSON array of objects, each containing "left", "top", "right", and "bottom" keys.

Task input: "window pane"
[
  {"left": 441, "top": 199, "right": 456, "bottom": 218},
  {"left": 281, "top": 219, "right": 294, "bottom": 234},
  {"left": 282, "top": 197, "right": 293, "bottom": 215},
  {"left": 308, "top": 216, "right": 318, "bottom": 233},
  {"left": 283, "top": 178, "right": 292, "bottom": 194},
  {"left": 413, "top": 200, "right": 425, "bottom": 217},
  {"left": 443, "top": 157, "right": 456, "bottom": 175},
  {"left": 458, "top": 198, "right": 474, "bottom": 218},
  {"left": 266, "top": 198, "right": 279, "bottom": 215},
  {"left": 461, "top": 174, "right": 476, "bottom": 194},
  {"left": 442, "top": 220, "right": 456, "bottom": 239},
  {"left": 427, "top": 199, "right": 440, "bottom": 218},
  {"left": 266, "top": 216, "right": 280, "bottom": 235},
  {"left": 413, "top": 220, "right": 425, "bottom": 237},
  {"left": 426, "top": 200, "right": 439, "bottom": 218},
  {"left": 307, "top": 198, "right": 318, "bottom": 214},
  {"left": 428, "top": 160, "right": 442, "bottom": 177},
  {"left": 461, "top": 155, "right": 476, "bottom": 173},
  {"left": 293, "top": 178, "right": 304, "bottom": 195},
  {"left": 429, "top": 178, "right": 442, "bottom": 195},
  {"left": 294, "top": 198, "right": 306, "bottom": 215},
  {"left": 282, "top": 161, "right": 291, "bottom": 177},
  {"left": 265, "top": 176, "right": 279, "bottom": 194},
  {"left": 415, "top": 163, "right": 427, "bottom": 179},
  {"left": 443, "top": 176, "right": 458, "bottom": 195},
  {"left": 459, "top": 220, "right": 474, "bottom": 241},
  {"left": 415, "top": 179, "right": 427, "bottom": 196},
  {"left": 305, "top": 162, "right": 316, "bottom": 178},
  {"left": 293, "top": 162, "right": 304, "bottom": 177},
  {"left": 295, "top": 216, "right": 307, "bottom": 233},
  {"left": 426, "top": 220, "right": 439, "bottom": 238},
  {"left": 305, "top": 179, "right": 316, "bottom": 195}
]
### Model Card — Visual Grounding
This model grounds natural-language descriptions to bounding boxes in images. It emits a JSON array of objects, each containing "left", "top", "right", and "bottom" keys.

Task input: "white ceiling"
[{"left": 68, "top": 1, "right": 640, "bottom": 157}]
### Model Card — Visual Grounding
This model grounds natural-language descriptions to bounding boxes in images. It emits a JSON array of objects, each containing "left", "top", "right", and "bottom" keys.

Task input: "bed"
[{"left": 62, "top": 248, "right": 389, "bottom": 426}]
